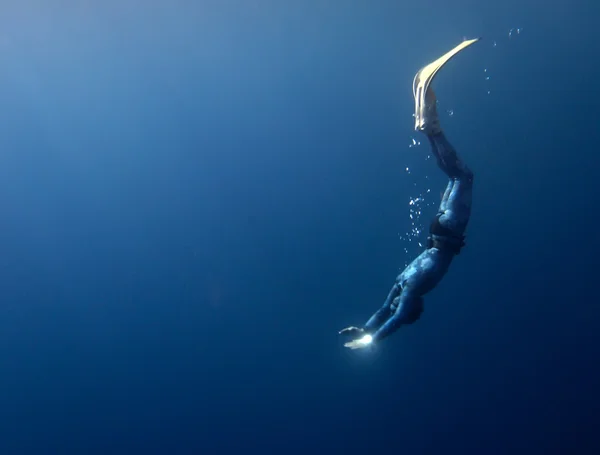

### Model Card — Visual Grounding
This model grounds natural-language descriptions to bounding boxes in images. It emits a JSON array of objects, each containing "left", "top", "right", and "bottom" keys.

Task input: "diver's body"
[
  {"left": 356, "top": 127, "right": 473, "bottom": 345},
  {"left": 340, "top": 40, "right": 478, "bottom": 349}
]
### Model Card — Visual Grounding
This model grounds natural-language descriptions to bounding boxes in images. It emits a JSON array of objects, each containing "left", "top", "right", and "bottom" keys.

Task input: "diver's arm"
[
  {"left": 372, "top": 293, "right": 423, "bottom": 343},
  {"left": 371, "top": 312, "right": 403, "bottom": 343},
  {"left": 339, "top": 282, "right": 399, "bottom": 346},
  {"left": 363, "top": 283, "right": 400, "bottom": 332}
]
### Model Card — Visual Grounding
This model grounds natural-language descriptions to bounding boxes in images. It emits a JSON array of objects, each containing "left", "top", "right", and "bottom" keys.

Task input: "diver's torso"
[{"left": 397, "top": 247, "right": 454, "bottom": 296}]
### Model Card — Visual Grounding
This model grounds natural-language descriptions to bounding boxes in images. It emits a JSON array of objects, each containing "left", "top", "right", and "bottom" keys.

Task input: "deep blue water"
[{"left": 0, "top": 1, "right": 599, "bottom": 453}]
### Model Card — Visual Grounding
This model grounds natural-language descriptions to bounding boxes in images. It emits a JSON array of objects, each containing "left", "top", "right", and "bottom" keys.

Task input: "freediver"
[{"left": 339, "top": 39, "right": 479, "bottom": 350}]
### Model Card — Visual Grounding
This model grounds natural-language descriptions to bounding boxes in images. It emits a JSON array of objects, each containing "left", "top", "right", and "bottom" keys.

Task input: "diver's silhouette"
[{"left": 340, "top": 39, "right": 479, "bottom": 349}]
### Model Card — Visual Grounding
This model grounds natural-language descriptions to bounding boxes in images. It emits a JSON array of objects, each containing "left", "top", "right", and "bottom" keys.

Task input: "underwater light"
[{"left": 360, "top": 334, "right": 373, "bottom": 345}]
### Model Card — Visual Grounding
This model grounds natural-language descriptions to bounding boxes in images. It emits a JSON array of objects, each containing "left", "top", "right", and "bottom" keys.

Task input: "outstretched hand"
[
  {"left": 339, "top": 326, "right": 374, "bottom": 349},
  {"left": 343, "top": 334, "right": 373, "bottom": 350}
]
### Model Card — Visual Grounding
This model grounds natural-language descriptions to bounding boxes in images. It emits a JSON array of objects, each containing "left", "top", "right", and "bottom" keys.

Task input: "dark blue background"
[{"left": 0, "top": 0, "right": 598, "bottom": 453}]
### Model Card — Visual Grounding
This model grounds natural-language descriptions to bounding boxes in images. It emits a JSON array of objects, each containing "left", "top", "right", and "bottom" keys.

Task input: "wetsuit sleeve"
[
  {"left": 372, "top": 292, "right": 424, "bottom": 342},
  {"left": 363, "top": 283, "right": 400, "bottom": 332}
]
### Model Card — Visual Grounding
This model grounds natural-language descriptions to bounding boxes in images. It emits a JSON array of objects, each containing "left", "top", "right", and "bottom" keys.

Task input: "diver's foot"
[{"left": 414, "top": 85, "right": 441, "bottom": 136}]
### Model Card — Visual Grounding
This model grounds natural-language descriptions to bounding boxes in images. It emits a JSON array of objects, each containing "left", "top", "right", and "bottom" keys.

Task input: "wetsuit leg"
[
  {"left": 439, "top": 179, "right": 454, "bottom": 213},
  {"left": 440, "top": 174, "right": 473, "bottom": 231},
  {"left": 428, "top": 132, "right": 471, "bottom": 179},
  {"left": 372, "top": 288, "right": 424, "bottom": 342},
  {"left": 429, "top": 132, "right": 473, "bottom": 232},
  {"left": 364, "top": 283, "right": 400, "bottom": 332}
]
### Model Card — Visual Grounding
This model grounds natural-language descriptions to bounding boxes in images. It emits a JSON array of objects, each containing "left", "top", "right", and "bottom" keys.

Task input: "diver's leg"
[
  {"left": 439, "top": 173, "right": 473, "bottom": 232},
  {"left": 427, "top": 133, "right": 474, "bottom": 232},
  {"left": 364, "top": 283, "right": 400, "bottom": 332},
  {"left": 428, "top": 132, "right": 472, "bottom": 179},
  {"left": 438, "top": 179, "right": 454, "bottom": 213},
  {"left": 422, "top": 118, "right": 473, "bottom": 232}
]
